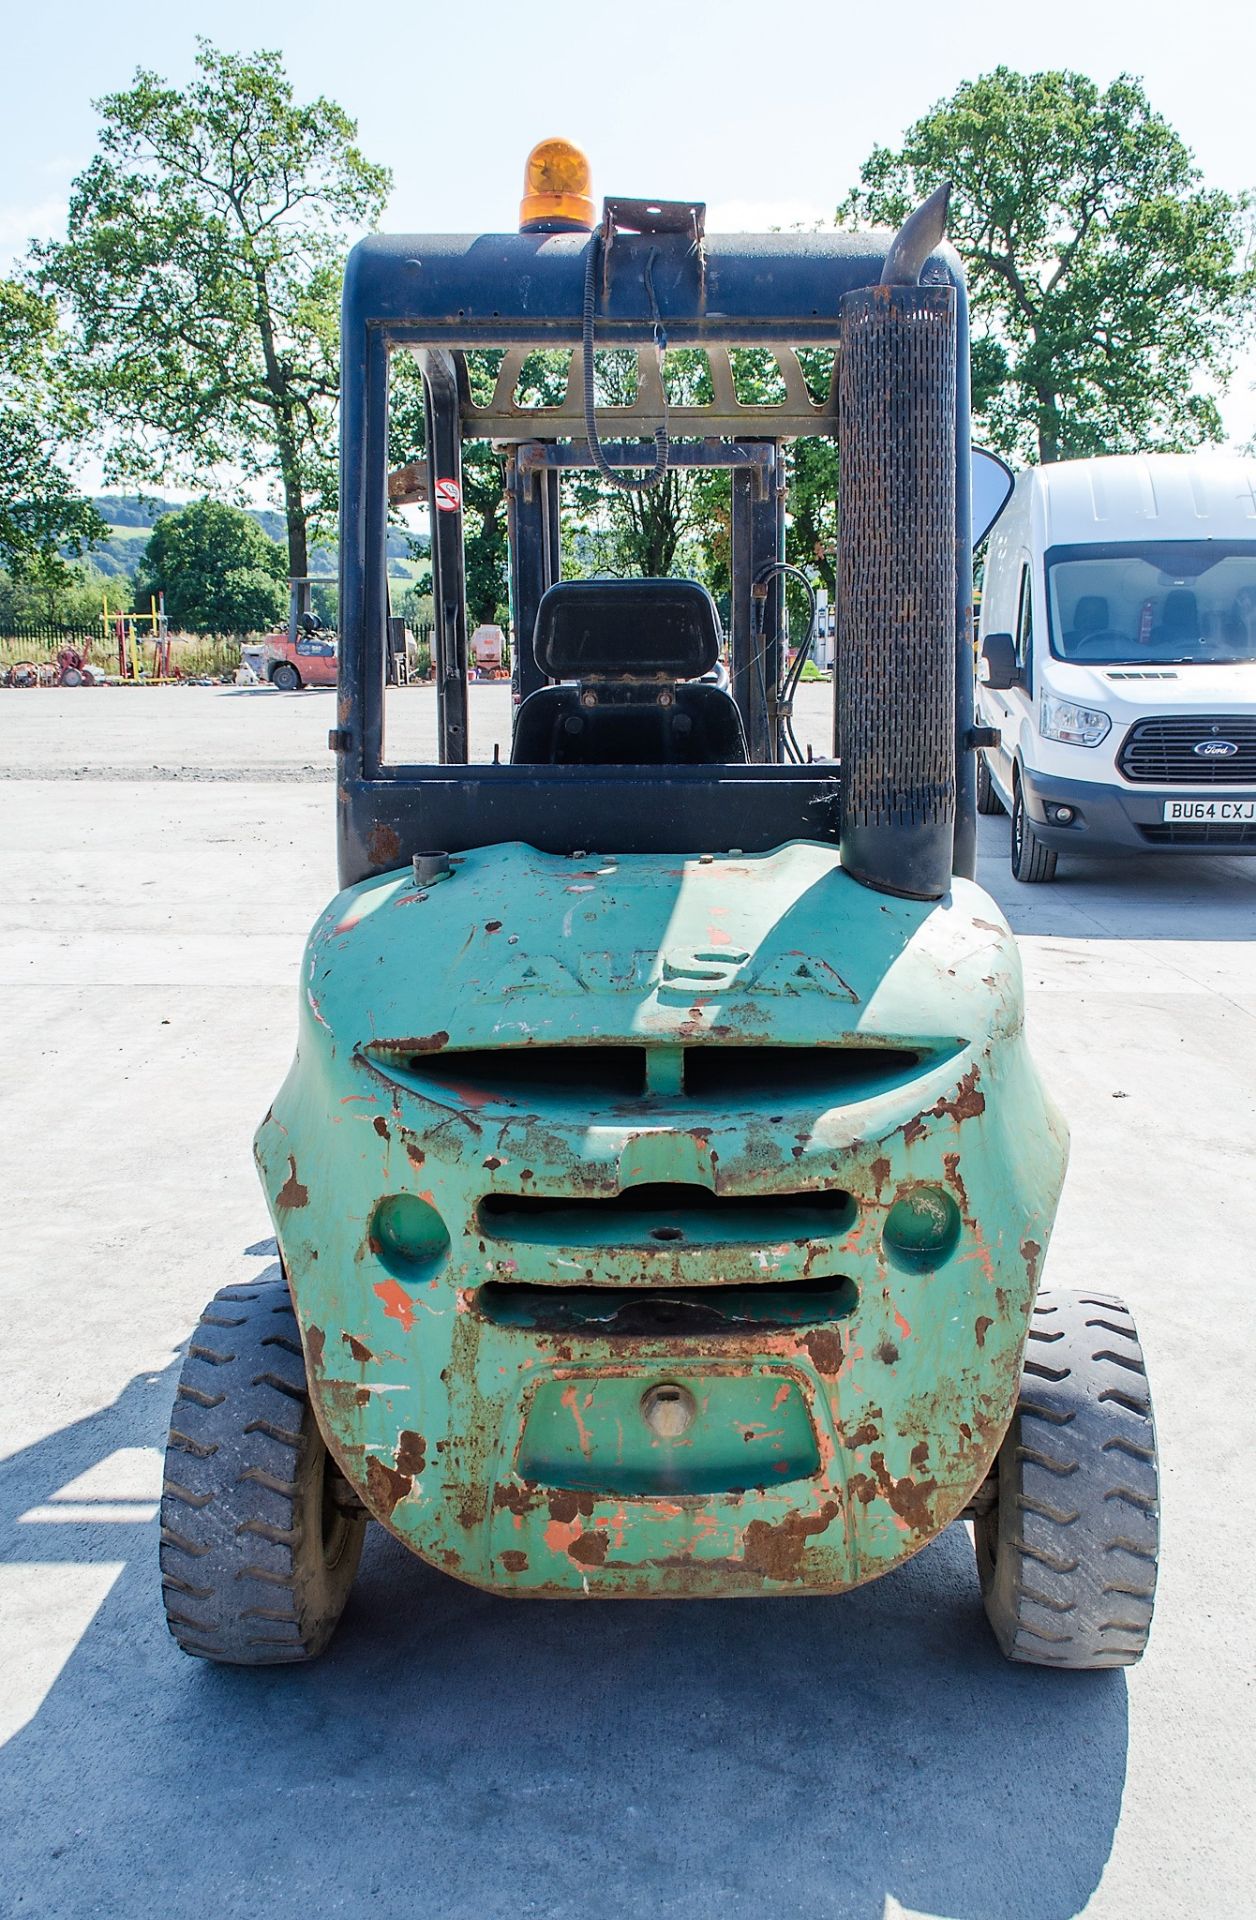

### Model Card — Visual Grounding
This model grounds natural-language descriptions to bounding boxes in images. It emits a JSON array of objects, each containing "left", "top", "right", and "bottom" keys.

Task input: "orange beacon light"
[{"left": 519, "top": 138, "right": 596, "bottom": 233}]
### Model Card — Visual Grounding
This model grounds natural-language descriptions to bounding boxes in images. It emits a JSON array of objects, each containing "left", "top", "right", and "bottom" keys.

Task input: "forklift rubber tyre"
[
  {"left": 976, "top": 1289, "right": 1159, "bottom": 1669},
  {"left": 976, "top": 752, "right": 1005, "bottom": 816},
  {"left": 271, "top": 663, "right": 301, "bottom": 692},
  {"left": 1011, "top": 777, "right": 1057, "bottom": 883},
  {"left": 160, "top": 1280, "right": 367, "bottom": 1665}
]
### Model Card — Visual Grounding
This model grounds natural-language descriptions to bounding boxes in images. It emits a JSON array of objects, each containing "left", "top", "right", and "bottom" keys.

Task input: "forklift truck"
[{"left": 160, "top": 147, "right": 1159, "bottom": 1669}]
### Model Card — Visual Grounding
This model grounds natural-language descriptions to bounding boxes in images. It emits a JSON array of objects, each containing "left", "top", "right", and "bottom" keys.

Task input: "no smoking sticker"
[{"left": 434, "top": 478, "right": 462, "bottom": 513}]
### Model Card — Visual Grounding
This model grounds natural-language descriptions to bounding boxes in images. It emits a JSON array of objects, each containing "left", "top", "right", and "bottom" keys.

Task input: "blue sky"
[{"left": 4, "top": 0, "right": 1254, "bottom": 451}]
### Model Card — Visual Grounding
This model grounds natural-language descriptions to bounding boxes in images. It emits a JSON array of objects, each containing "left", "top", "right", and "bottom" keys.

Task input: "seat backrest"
[
  {"left": 1159, "top": 588, "right": 1199, "bottom": 639},
  {"left": 1071, "top": 594, "right": 1109, "bottom": 637},
  {"left": 534, "top": 578, "right": 721, "bottom": 681}
]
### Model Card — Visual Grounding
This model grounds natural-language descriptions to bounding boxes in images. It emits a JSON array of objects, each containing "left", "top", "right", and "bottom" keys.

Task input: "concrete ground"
[{"left": 0, "top": 684, "right": 1253, "bottom": 1920}]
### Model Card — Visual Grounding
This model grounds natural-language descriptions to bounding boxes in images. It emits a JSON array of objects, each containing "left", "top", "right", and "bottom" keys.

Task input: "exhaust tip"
[{"left": 880, "top": 182, "right": 952, "bottom": 288}]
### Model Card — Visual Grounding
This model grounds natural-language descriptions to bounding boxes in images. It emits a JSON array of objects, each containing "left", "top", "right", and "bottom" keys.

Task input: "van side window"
[{"left": 1015, "top": 565, "right": 1034, "bottom": 693}]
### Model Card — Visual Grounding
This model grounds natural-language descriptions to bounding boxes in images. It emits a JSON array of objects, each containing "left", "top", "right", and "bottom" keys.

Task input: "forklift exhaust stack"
[
  {"left": 837, "top": 191, "right": 958, "bottom": 900},
  {"left": 879, "top": 182, "right": 952, "bottom": 287}
]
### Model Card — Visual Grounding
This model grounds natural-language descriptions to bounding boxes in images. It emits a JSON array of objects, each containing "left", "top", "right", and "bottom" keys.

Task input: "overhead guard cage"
[{"left": 335, "top": 224, "right": 974, "bottom": 892}]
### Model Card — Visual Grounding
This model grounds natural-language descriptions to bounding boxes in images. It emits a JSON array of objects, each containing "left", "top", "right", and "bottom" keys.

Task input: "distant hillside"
[
  {"left": 80, "top": 496, "right": 429, "bottom": 580},
  {"left": 88, "top": 529, "right": 151, "bottom": 578},
  {"left": 93, "top": 494, "right": 167, "bottom": 530}
]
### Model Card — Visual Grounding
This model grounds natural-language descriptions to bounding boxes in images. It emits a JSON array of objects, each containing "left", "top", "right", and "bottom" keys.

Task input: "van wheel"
[
  {"left": 159, "top": 1280, "right": 367, "bottom": 1664},
  {"left": 975, "top": 1290, "right": 1159, "bottom": 1669},
  {"left": 271, "top": 663, "right": 301, "bottom": 692},
  {"left": 1011, "top": 777, "right": 1057, "bottom": 882},
  {"left": 976, "top": 753, "right": 1005, "bottom": 816}
]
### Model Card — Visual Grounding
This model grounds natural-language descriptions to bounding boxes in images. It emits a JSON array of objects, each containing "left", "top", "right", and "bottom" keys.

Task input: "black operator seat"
[{"left": 511, "top": 578, "right": 748, "bottom": 765}]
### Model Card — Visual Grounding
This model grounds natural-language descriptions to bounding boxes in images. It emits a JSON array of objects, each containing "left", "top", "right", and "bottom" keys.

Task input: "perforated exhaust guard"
[{"left": 837, "top": 283, "right": 958, "bottom": 899}]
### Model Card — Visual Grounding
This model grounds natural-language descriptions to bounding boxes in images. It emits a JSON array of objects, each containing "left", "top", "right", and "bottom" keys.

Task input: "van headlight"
[{"left": 1040, "top": 695, "right": 1111, "bottom": 747}]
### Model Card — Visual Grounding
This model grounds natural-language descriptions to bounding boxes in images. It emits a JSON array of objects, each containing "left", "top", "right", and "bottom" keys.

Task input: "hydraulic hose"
[{"left": 752, "top": 560, "right": 819, "bottom": 763}]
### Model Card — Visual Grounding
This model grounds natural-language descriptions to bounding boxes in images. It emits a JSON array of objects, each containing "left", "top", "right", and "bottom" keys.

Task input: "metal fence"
[{"left": 0, "top": 623, "right": 99, "bottom": 647}]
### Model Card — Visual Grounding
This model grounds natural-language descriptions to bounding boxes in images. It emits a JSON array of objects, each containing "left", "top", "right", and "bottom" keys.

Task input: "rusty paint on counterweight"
[{"left": 255, "top": 842, "right": 1068, "bottom": 1599}]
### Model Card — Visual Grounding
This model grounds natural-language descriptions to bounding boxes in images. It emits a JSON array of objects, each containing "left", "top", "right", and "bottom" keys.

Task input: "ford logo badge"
[{"left": 1195, "top": 738, "right": 1239, "bottom": 757}]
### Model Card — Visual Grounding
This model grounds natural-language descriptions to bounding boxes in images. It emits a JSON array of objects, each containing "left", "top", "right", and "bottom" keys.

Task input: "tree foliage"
[
  {"left": 0, "top": 279, "right": 104, "bottom": 580},
  {"left": 461, "top": 445, "right": 510, "bottom": 626},
  {"left": 36, "top": 41, "right": 390, "bottom": 578},
  {"left": 563, "top": 350, "right": 709, "bottom": 581},
  {"left": 386, "top": 341, "right": 837, "bottom": 644},
  {"left": 136, "top": 498, "right": 287, "bottom": 633},
  {"left": 0, "top": 561, "right": 116, "bottom": 631},
  {"left": 387, "top": 352, "right": 512, "bottom": 626},
  {"left": 840, "top": 68, "right": 1250, "bottom": 462}
]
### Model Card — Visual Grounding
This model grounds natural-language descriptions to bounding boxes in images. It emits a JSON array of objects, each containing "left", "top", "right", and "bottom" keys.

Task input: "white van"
[{"left": 976, "top": 453, "right": 1256, "bottom": 880}]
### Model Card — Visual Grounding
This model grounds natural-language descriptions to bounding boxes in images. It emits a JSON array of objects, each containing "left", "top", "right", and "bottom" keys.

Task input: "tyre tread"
[
  {"left": 977, "top": 1288, "right": 1160, "bottom": 1669},
  {"left": 158, "top": 1279, "right": 365, "bottom": 1666},
  {"left": 1011, "top": 780, "right": 1059, "bottom": 883}
]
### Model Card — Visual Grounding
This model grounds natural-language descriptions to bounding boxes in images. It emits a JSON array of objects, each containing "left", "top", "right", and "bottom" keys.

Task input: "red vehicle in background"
[{"left": 243, "top": 612, "right": 338, "bottom": 691}]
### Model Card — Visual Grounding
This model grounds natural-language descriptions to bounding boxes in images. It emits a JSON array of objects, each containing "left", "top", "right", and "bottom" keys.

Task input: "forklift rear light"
[
  {"left": 882, "top": 1187, "right": 960, "bottom": 1273},
  {"left": 370, "top": 1193, "right": 450, "bottom": 1279}
]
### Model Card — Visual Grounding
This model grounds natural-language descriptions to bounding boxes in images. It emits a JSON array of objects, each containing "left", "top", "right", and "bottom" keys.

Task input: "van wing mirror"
[
  {"left": 979, "top": 632, "right": 1018, "bottom": 690},
  {"left": 972, "top": 446, "right": 1015, "bottom": 546}
]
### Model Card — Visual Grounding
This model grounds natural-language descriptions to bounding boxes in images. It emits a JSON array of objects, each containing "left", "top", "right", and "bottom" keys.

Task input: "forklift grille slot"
[
  {"left": 477, "top": 1273, "right": 858, "bottom": 1335},
  {"left": 393, "top": 1044, "right": 647, "bottom": 1100},
  {"left": 681, "top": 1044, "right": 922, "bottom": 1100},
  {"left": 478, "top": 1181, "right": 855, "bottom": 1245},
  {"left": 370, "top": 1043, "right": 929, "bottom": 1108}
]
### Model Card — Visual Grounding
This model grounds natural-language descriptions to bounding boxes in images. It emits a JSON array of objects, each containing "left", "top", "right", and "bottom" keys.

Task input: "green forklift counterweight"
[{"left": 253, "top": 844, "right": 1067, "bottom": 1598}]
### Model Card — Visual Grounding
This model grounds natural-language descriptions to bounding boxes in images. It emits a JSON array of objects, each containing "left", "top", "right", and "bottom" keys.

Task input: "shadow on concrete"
[
  {"left": 215, "top": 686, "right": 337, "bottom": 699},
  {"left": 976, "top": 814, "right": 1256, "bottom": 941},
  {"left": 0, "top": 1359, "right": 1127, "bottom": 1920}
]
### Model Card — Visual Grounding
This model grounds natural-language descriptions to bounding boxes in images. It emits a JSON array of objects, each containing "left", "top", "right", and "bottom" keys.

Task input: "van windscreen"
[{"left": 1045, "top": 541, "right": 1256, "bottom": 666}]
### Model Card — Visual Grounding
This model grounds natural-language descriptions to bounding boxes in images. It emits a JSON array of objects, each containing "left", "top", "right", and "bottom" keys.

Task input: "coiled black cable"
[{"left": 582, "top": 233, "right": 669, "bottom": 492}]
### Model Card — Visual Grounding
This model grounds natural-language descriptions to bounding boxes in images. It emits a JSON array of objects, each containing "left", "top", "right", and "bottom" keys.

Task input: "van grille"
[
  {"left": 1138, "top": 822, "right": 1256, "bottom": 847},
  {"left": 1117, "top": 715, "right": 1256, "bottom": 784}
]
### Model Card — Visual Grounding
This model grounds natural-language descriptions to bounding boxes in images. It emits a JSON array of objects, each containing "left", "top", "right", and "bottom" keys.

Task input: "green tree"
[
  {"left": 462, "top": 443, "right": 510, "bottom": 626},
  {"left": 136, "top": 499, "right": 287, "bottom": 633},
  {"left": 310, "top": 579, "right": 339, "bottom": 627},
  {"left": 0, "top": 279, "right": 104, "bottom": 580},
  {"left": 386, "top": 342, "right": 835, "bottom": 634},
  {"left": 36, "top": 41, "right": 390, "bottom": 580},
  {"left": 0, "top": 561, "right": 117, "bottom": 631},
  {"left": 565, "top": 349, "right": 711, "bottom": 582},
  {"left": 787, "top": 438, "right": 839, "bottom": 596},
  {"left": 395, "top": 580, "right": 433, "bottom": 630},
  {"left": 840, "top": 69, "right": 1250, "bottom": 462},
  {"left": 387, "top": 353, "right": 511, "bottom": 626}
]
